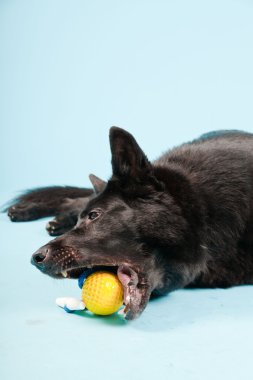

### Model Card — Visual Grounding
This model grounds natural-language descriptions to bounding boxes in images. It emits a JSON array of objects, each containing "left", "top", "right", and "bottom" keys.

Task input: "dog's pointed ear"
[
  {"left": 89, "top": 174, "right": 107, "bottom": 194},
  {"left": 109, "top": 127, "right": 152, "bottom": 179}
]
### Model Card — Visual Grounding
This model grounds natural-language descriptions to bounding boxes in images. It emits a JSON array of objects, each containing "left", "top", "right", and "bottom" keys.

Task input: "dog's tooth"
[{"left": 62, "top": 270, "right": 68, "bottom": 278}]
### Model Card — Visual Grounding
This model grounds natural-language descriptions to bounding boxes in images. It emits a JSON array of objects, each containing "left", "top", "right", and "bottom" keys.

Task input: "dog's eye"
[{"left": 87, "top": 211, "right": 100, "bottom": 221}]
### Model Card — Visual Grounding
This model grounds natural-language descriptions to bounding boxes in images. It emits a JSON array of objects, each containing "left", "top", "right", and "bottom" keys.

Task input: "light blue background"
[{"left": 1, "top": 1, "right": 253, "bottom": 380}]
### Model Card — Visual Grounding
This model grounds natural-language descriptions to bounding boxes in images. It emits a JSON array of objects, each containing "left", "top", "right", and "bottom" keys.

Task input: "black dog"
[{"left": 7, "top": 128, "right": 253, "bottom": 319}]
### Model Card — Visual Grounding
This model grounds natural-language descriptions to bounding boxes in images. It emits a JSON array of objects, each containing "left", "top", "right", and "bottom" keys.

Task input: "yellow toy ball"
[{"left": 82, "top": 271, "right": 124, "bottom": 315}]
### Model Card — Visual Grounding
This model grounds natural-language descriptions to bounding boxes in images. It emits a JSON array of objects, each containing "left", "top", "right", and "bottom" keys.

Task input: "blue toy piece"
[{"left": 78, "top": 269, "right": 95, "bottom": 289}]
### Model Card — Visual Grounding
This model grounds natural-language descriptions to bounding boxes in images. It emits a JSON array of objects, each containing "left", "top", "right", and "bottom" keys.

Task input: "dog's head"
[{"left": 31, "top": 128, "right": 203, "bottom": 319}]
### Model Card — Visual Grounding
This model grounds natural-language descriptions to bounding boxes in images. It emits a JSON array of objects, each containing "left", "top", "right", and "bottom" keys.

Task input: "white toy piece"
[{"left": 56, "top": 297, "right": 86, "bottom": 313}]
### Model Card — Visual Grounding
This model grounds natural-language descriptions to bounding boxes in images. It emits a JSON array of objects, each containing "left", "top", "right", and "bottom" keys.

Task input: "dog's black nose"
[{"left": 31, "top": 247, "right": 49, "bottom": 268}]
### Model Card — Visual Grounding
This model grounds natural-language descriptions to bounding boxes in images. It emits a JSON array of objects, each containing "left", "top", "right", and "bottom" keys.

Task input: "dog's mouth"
[
  {"left": 31, "top": 244, "right": 152, "bottom": 319},
  {"left": 54, "top": 263, "right": 150, "bottom": 320}
]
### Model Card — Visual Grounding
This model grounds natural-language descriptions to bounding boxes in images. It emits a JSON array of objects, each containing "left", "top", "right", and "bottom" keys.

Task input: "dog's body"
[{"left": 7, "top": 128, "right": 253, "bottom": 319}]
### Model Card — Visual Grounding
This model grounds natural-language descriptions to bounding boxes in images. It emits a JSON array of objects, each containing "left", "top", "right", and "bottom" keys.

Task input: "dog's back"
[{"left": 156, "top": 130, "right": 253, "bottom": 287}]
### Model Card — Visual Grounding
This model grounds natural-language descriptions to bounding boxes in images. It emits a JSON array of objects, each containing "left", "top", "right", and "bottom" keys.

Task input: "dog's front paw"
[
  {"left": 8, "top": 203, "right": 40, "bottom": 221},
  {"left": 46, "top": 216, "right": 76, "bottom": 236}
]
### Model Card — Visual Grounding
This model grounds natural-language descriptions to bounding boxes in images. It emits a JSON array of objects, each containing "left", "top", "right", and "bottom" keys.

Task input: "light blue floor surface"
[{"left": 1, "top": 192, "right": 252, "bottom": 380}]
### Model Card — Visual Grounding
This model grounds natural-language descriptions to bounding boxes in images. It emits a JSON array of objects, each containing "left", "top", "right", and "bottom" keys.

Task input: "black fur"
[
  {"left": 6, "top": 186, "right": 94, "bottom": 235},
  {"left": 7, "top": 128, "right": 253, "bottom": 319}
]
